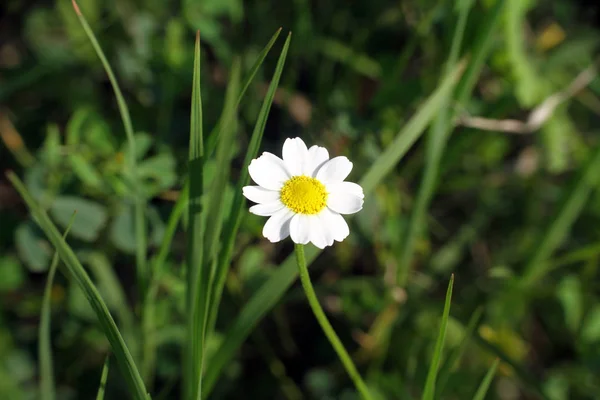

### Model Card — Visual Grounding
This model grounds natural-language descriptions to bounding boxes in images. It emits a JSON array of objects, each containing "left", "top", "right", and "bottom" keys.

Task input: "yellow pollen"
[{"left": 280, "top": 175, "right": 328, "bottom": 214}]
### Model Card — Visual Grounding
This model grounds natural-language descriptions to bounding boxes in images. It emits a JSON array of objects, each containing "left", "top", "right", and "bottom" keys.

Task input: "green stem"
[{"left": 294, "top": 244, "right": 373, "bottom": 400}]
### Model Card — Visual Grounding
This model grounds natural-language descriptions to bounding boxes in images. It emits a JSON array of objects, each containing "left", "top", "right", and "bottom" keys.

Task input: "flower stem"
[{"left": 294, "top": 244, "right": 373, "bottom": 400}]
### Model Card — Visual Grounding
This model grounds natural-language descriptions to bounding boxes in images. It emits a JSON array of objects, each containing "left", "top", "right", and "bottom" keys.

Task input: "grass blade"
[
  {"left": 205, "top": 28, "right": 283, "bottom": 158},
  {"left": 435, "top": 307, "right": 483, "bottom": 398},
  {"left": 71, "top": 0, "right": 147, "bottom": 296},
  {"left": 203, "top": 61, "right": 465, "bottom": 395},
  {"left": 7, "top": 172, "right": 148, "bottom": 400},
  {"left": 186, "top": 30, "right": 205, "bottom": 400},
  {"left": 39, "top": 214, "right": 76, "bottom": 400},
  {"left": 421, "top": 275, "right": 454, "bottom": 400},
  {"left": 471, "top": 359, "right": 499, "bottom": 400},
  {"left": 521, "top": 141, "right": 600, "bottom": 284},
  {"left": 206, "top": 33, "right": 292, "bottom": 339},
  {"left": 96, "top": 356, "right": 110, "bottom": 400}
]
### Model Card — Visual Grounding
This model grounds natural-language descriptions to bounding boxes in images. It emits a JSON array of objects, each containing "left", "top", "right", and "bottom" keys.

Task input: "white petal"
[
  {"left": 304, "top": 145, "right": 330, "bottom": 176},
  {"left": 326, "top": 181, "right": 364, "bottom": 199},
  {"left": 282, "top": 137, "right": 309, "bottom": 176},
  {"left": 309, "top": 215, "right": 333, "bottom": 249},
  {"left": 243, "top": 186, "right": 281, "bottom": 204},
  {"left": 289, "top": 214, "right": 311, "bottom": 245},
  {"left": 316, "top": 156, "right": 353, "bottom": 183},
  {"left": 249, "top": 201, "right": 285, "bottom": 216},
  {"left": 327, "top": 192, "right": 363, "bottom": 215},
  {"left": 262, "top": 208, "right": 294, "bottom": 242},
  {"left": 248, "top": 152, "right": 290, "bottom": 190},
  {"left": 321, "top": 208, "right": 350, "bottom": 242}
]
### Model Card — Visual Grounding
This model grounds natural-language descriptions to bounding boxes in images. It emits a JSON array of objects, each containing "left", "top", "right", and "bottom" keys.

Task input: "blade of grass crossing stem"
[
  {"left": 7, "top": 172, "right": 148, "bottom": 400},
  {"left": 203, "top": 62, "right": 464, "bottom": 396},
  {"left": 39, "top": 214, "right": 76, "bottom": 400},
  {"left": 521, "top": 143, "right": 600, "bottom": 285},
  {"left": 96, "top": 356, "right": 110, "bottom": 400},
  {"left": 397, "top": 1, "right": 473, "bottom": 286},
  {"left": 421, "top": 275, "right": 454, "bottom": 400},
  {"left": 435, "top": 307, "right": 483, "bottom": 399},
  {"left": 471, "top": 359, "right": 499, "bottom": 400},
  {"left": 205, "top": 28, "right": 282, "bottom": 157},
  {"left": 187, "top": 30, "right": 205, "bottom": 400},
  {"left": 71, "top": 0, "right": 147, "bottom": 296},
  {"left": 205, "top": 33, "right": 292, "bottom": 338}
]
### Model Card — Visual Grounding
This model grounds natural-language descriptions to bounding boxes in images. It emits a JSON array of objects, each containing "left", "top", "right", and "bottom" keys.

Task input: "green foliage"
[{"left": 2, "top": 0, "right": 600, "bottom": 399}]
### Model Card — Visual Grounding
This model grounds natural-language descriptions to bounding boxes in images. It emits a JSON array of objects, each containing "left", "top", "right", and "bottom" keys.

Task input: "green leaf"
[
  {"left": 204, "top": 60, "right": 465, "bottom": 396},
  {"left": 556, "top": 275, "right": 583, "bottom": 333},
  {"left": 15, "top": 221, "right": 51, "bottom": 272},
  {"left": 96, "top": 356, "right": 110, "bottom": 400},
  {"left": 7, "top": 172, "right": 149, "bottom": 400},
  {"left": 581, "top": 305, "right": 600, "bottom": 343},
  {"left": 50, "top": 196, "right": 108, "bottom": 242},
  {"left": 422, "top": 275, "right": 454, "bottom": 400},
  {"left": 471, "top": 359, "right": 499, "bottom": 400}
]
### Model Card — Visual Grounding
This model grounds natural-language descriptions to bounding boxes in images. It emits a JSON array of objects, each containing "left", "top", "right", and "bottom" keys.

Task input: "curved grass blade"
[
  {"left": 203, "top": 61, "right": 465, "bottom": 395},
  {"left": 422, "top": 275, "right": 454, "bottom": 400},
  {"left": 206, "top": 33, "right": 292, "bottom": 339},
  {"left": 39, "top": 214, "right": 76, "bottom": 400},
  {"left": 471, "top": 359, "right": 499, "bottom": 400},
  {"left": 96, "top": 356, "right": 110, "bottom": 400},
  {"left": 71, "top": 0, "right": 147, "bottom": 296},
  {"left": 7, "top": 172, "right": 149, "bottom": 400}
]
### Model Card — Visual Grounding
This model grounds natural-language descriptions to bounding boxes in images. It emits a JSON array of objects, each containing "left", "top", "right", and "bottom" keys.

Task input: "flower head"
[{"left": 243, "top": 137, "right": 364, "bottom": 249}]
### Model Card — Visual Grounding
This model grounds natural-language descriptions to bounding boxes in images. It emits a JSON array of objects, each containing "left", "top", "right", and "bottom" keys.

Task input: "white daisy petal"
[
  {"left": 243, "top": 186, "right": 281, "bottom": 204},
  {"left": 310, "top": 215, "right": 332, "bottom": 249},
  {"left": 304, "top": 145, "right": 330, "bottom": 176},
  {"left": 248, "top": 152, "right": 290, "bottom": 190},
  {"left": 249, "top": 201, "right": 285, "bottom": 216},
  {"left": 327, "top": 192, "right": 363, "bottom": 215},
  {"left": 262, "top": 208, "right": 294, "bottom": 242},
  {"left": 316, "top": 156, "right": 353, "bottom": 183},
  {"left": 282, "top": 137, "right": 309, "bottom": 176},
  {"left": 326, "top": 181, "right": 364, "bottom": 199},
  {"left": 321, "top": 208, "right": 350, "bottom": 242},
  {"left": 290, "top": 214, "right": 311, "bottom": 245}
]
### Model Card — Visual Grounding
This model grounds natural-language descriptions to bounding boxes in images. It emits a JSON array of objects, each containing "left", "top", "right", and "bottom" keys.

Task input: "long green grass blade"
[
  {"left": 187, "top": 30, "right": 205, "bottom": 400},
  {"left": 96, "top": 356, "right": 110, "bottom": 400},
  {"left": 71, "top": 0, "right": 147, "bottom": 296},
  {"left": 203, "top": 61, "right": 465, "bottom": 395},
  {"left": 471, "top": 359, "right": 499, "bottom": 400},
  {"left": 396, "top": 0, "right": 474, "bottom": 286},
  {"left": 8, "top": 172, "right": 148, "bottom": 400},
  {"left": 205, "top": 28, "right": 283, "bottom": 158},
  {"left": 435, "top": 307, "right": 483, "bottom": 398},
  {"left": 421, "top": 275, "right": 454, "bottom": 400},
  {"left": 206, "top": 33, "right": 292, "bottom": 340},
  {"left": 521, "top": 141, "right": 600, "bottom": 284},
  {"left": 39, "top": 214, "right": 76, "bottom": 400}
]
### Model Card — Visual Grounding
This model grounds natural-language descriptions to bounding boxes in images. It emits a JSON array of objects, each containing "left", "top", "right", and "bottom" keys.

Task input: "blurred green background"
[{"left": 1, "top": 0, "right": 600, "bottom": 398}]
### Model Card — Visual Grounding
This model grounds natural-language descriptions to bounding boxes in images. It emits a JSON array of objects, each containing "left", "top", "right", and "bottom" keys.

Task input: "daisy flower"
[{"left": 243, "top": 137, "right": 364, "bottom": 248}]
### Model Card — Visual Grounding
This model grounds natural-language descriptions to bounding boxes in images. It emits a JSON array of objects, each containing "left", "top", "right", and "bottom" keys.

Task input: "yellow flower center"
[{"left": 280, "top": 175, "right": 328, "bottom": 214}]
